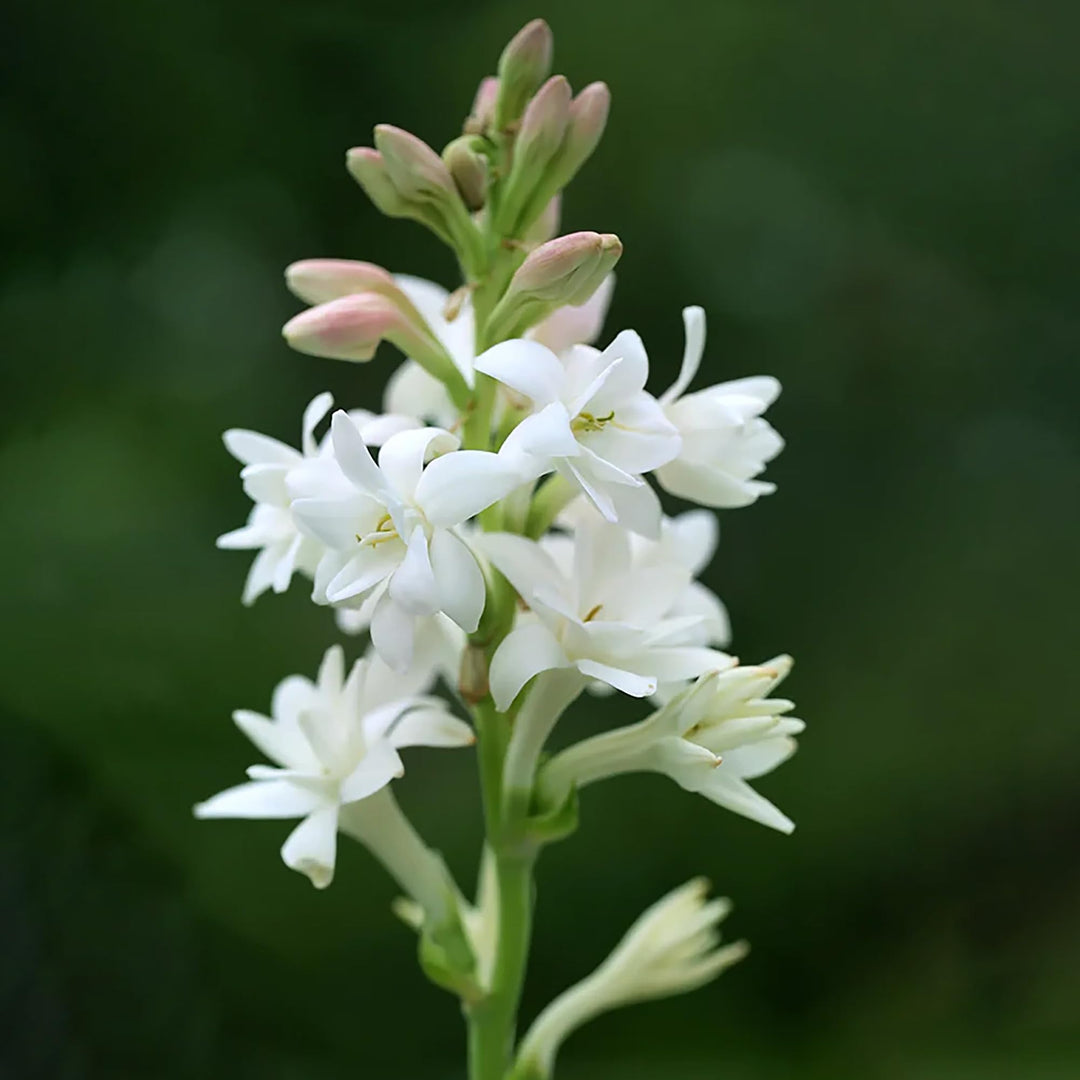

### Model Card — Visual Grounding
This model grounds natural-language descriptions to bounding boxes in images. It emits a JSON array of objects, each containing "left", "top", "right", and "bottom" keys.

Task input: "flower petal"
[
  {"left": 586, "top": 329, "right": 650, "bottom": 413},
  {"left": 473, "top": 532, "right": 566, "bottom": 603},
  {"left": 370, "top": 594, "right": 417, "bottom": 672},
  {"left": 390, "top": 707, "right": 475, "bottom": 749},
  {"left": 377, "top": 426, "right": 459, "bottom": 499},
  {"left": 223, "top": 429, "right": 300, "bottom": 467},
  {"left": 194, "top": 779, "right": 324, "bottom": 819},
  {"left": 330, "top": 410, "right": 387, "bottom": 497},
  {"left": 389, "top": 527, "right": 440, "bottom": 615},
  {"left": 474, "top": 339, "right": 566, "bottom": 405},
  {"left": 301, "top": 391, "right": 335, "bottom": 455},
  {"left": 429, "top": 528, "right": 486, "bottom": 632},
  {"left": 489, "top": 621, "right": 571, "bottom": 711},
  {"left": 661, "top": 306, "right": 706, "bottom": 404},
  {"left": 338, "top": 740, "right": 404, "bottom": 803},
  {"left": 281, "top": 805, "right": 340, "bottom": 888},
  {"left": 575, "top": 659, "right": 657, "bottom": 697},
  {"left": 414, "top": 450, "right": 517, "bottom": 526}
]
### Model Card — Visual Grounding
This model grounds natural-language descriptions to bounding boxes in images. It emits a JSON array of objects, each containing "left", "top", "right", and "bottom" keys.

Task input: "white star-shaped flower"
[
  {"left": 655, "top": 307, "right": 784, "bottom": 508},
  {"left": 542, "top": 657, "right": 802, "bottom": 833},
  {"left": 195, "top": 645, "right": 473, "bottom": 888},
  {"left": 476, "top": 513, "right": 730, "bottom": 710},
  {"left": 475, "top": 329, "right": 681, "bottom": 538},
  {"left": 291, "top": 414, "right": 518, "bottom": 670}
]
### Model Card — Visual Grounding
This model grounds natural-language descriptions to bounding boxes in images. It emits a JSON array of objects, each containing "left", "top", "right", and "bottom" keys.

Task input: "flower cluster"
[{"left": 199, "top": 18, "right": 799, "bottom": 1080}]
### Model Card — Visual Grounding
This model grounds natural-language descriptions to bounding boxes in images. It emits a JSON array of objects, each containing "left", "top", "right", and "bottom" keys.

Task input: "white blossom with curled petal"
[
  {"left": 476, "top": 329, "right": 680, "bottom": 537},
  {"left": 195, "top": 645, "right": 474, "bottom": 890},
  {"left": 382, "top": 273, "right": 616, "bottom": 433},
  {"left": 216, "top": 392, "right": 341, "bottom": 605},
  {"left": 514, "top": 878, "right": 748, "bottom": 1079},
  {"left": 290, "top": 413, "right": 518, "bottom": 670},
  {"left": 541, "top": 657, "right": 802, "bottom": 834},
  {"left": 475, "top": 513, "right": 730, "bottom": 711},
  {"left": 655, "top": 306, "right": 784, "bottom": 508}
]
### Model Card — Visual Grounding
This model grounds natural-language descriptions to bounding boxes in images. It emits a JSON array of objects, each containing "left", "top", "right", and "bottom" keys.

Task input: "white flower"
[
  {"left": 561, "top": 500, "right": 731, "bottom": 651},
  {"left": 217, "top": 393, "right": 423, "bottom": 605},
  {"left": 216, "top": 392, "right": 337, "bottom": 604},
  {"left": 540, "top": 657, "right": 802, "bottom": 833},
  {"left": 655, "top": 306, "right": 783, "bottom": 508},
  {"left": 195, "top": 645, "right": 473, "bottom": 890},
  {"left": 476, "top": 515, "right": 730, "bottom": 710},
  {"left": 381, "top": 273, "right": 615, "bottom": 433},
  {"left": 514, "top": 878, "right": 747, "bottom": 1079},
  {"left": 291, "top": 414, "right": 517, "bottom": 670},
  {"left": 476, "top": 329, "right": 681, "bottom": 538}
]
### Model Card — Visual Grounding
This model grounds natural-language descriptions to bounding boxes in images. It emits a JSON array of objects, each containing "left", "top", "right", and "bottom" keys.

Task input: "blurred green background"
[{"left": 3, "top": 1, "right": 1079, "bottom": 1076}]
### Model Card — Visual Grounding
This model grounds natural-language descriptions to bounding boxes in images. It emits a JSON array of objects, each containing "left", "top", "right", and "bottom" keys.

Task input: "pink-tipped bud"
[
  {"left": 283, "top": 293, "right": 408, "bottom": 362},
  {"left": 346, "top": 147, "right": 413, "bottom": 217},
  {"left": 442, "top": 136, "right": 488, "bottom": 212},
  {"left": 510, "top": 231, "right": 606, "bottom": 303},
  {"left": 464, "top": 76, "right": 499, "bottom": 135},
  {"left": 488, "top": 231, "right": 622, "bottom": 339},
  {"left": 516, "top": 75, "right": 572, "bottom": 166},
  {"left": 285, "top": 259, "right": 397, "bottom": 305},
  {"left": 563, "top": 82, "right": 610, "bottom": 171},
  {"left": 495, "top": 18, "right": 554, "bottom": 129},
  {"left": 374, "top": 125, "right": 458, "bottom": 205}
]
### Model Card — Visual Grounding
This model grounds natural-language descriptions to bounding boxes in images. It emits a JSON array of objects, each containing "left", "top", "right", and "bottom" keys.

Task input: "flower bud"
[
  {"left": 283, "top": 293, "right": 461, "bottom": 395},
  {"left": 548, "top": 82, "right": 610, "bottom": 190},
  {"left": 284, "top": 259, "right": 396, "bottom": 305},
  {"left": 346, "top": 147, "right": 415, "bottom": 219},
  {"left": 442, "top": 136, "right": 488, "bottom": 212},
  {"left": 495, "top": 76, "right": 571, "bottom": 234},
  {"left": 514, "top": 879, "right": 748, "bottom": 1078},
  {"left": 374, "top": 124, "right": 459, "bottom": 205},
  {"left": 495, "top": 18, "right": 553, "bottom": 130},
  {"left": 509, "top": 231, "right": 604, "bottom": 302},
  {"left": 464, "top": 76, "right": 499, "bottom": 136},
  {"left": 488, "top": 231, "right": 622, "bottom": 338}
]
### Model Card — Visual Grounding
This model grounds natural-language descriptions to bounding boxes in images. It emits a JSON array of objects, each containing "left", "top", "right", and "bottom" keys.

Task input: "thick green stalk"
[{"left": 468, "top": 698, "right": 537, "bottom": 1080}]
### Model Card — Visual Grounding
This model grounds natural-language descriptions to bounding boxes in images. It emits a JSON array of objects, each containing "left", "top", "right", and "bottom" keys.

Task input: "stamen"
[
  {"left": 583, "top": 603, "right": 603, "bottom": 622},
  {"left": 571, "top": 410, "right": 615, "bottom": 434}
]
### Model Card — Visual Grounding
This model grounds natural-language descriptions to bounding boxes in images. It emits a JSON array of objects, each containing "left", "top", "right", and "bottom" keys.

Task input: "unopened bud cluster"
[{"left": 199, "top": 18, "right": 798, "bottom": 1080}]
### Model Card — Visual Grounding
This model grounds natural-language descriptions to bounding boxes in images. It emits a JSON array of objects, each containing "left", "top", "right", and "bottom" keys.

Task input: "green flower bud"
[{"left": 495, "top": 18, "right": 553, "bottom": 130}]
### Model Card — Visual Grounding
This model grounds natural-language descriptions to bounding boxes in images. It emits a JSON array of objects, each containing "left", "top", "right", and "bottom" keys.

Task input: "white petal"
[
  {"left": 281, "top": 805, "right": 340, "bottom": 888},
  {"left": 241, "top": 544, "right": 283, "bottom": 606},
  {"left": 489, "top": 622, "right": 570, "bottom": 711},
  {"left": 194, "top": 779, "right": 323, "bottom": 819},
  {"left": 498, "top": 402, "right": 580, "bottom": 477},
  {"left": 474, "top": 339, "right": 566, "bottom": 405},
  {"left": 574, "top": 659, "right": 657, "bottom": 697},
  {"left": 723, "top": 736, "right": 798, "bottom": 780},
  {"left": 698, "top": 773, "right": 794, "bottom": 834},
  {"left": 223, "top": 429, "right": 299, "bottom": 467},
  {"left": 338, "top": 740, "right": 404, "bottom": 802},
  {"left": 384, "top": 359, "right": 457, "bottom": 427},
  {"left": 377, "top": 426, "right": 459, "bottom": 499},
  {"left": 388, "top": 527, "right": 440, "bottom": 615},
  {"left": 608, "top": 478, "right": 663, "bottom": 538},
  {"left": 330, "top": 410, "right": 387, "bottom": 496},
  {"left": 232, "top": 709, "right": 310, "bottom": 770},
  {"left": 370, "top": 594, "right": 417, "bottom": 672},
  {"left": 473, "top": 532, "right": 566, "bottom": 603},
  {"left": 325, "top": 546, "right": 400, "bottom": 604},
  {"left": 586, "top": 330, "right": 650, "bottom": 413},
  {"left": 390, "top": 707, "right": 475, "bottom": 749},
  {"left": 301, "top": 391, "right": 335, "bottom": 455},
  {"left": 395, "top": 274, "right": 476, "bottom": 387},
  {"left": 661, "top": 306, "right": 706, "bottom": 404},
  {"left": 414, "top": 450, "right": 517, "bottom": 526},
  {"left": 241, "top": 463, "right": 290, "bottom": 505},
  {"left": 429, "top": 528, "right": 486, "bottom": 633}
]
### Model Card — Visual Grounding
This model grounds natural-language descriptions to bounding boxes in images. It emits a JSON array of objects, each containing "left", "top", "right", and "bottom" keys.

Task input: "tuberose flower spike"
[{"left": 201, "top": 16, "right": 804, "bottom": 1080}]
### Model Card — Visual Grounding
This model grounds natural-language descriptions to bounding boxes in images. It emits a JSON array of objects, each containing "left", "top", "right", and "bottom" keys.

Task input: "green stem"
[{"left": 468, "top": 698, "right": 537, "bottom": 1080}]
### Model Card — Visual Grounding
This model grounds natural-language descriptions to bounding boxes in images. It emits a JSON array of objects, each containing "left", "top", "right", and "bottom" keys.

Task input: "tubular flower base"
[{"left": 198, "top": 17, "right": 800, "bottom": 1080}]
